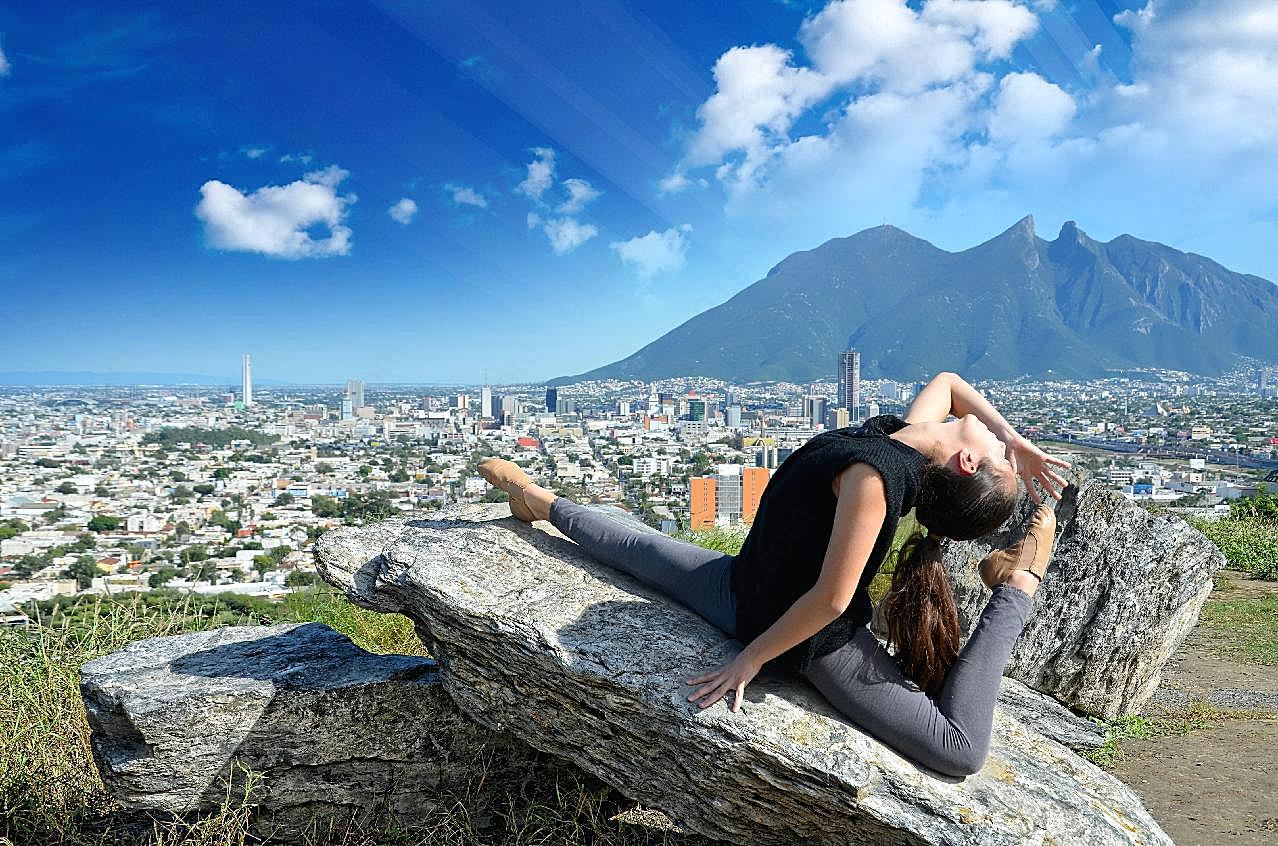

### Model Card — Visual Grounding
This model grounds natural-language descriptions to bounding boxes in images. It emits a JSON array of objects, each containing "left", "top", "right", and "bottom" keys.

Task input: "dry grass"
[{"left": 0, "top": 588, "right": 708, "bottom": 846}]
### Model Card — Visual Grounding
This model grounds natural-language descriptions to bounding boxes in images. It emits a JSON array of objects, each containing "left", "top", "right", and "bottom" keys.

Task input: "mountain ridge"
[{"left": 548, "top": 216, "right": 1278, "bottom": 385}]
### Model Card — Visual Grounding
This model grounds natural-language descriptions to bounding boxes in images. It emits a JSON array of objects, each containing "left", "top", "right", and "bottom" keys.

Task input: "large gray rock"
[
  {"left": 936, "top": 482, "right": 1224, "bottom": 719},
  {"left": 315, "top": 503, "right": 1172, "bottom": 846},
  {"left": 79, "top": 621, "right": 607, "bottom": 842}
]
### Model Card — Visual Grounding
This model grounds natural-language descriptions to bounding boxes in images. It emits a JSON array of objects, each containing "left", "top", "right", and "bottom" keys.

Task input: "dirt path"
[{"left": 1110, "top": 571, "right": 1278, "bottom": 846}]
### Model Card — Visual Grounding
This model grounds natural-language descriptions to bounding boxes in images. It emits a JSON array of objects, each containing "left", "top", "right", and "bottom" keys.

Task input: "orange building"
[
  {"left": 741, "top": 466, "right": 770, "bottom": 524},
  {"left": 689, "top": 476, "right": 717, "bottom": 529}
]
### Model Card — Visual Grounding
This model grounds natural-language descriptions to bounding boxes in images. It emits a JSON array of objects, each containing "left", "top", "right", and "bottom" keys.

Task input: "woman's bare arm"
[
  {"left": 904, "top": 371, "right": 1017, "bottom": 442},
  {"left": 686, "top": 464, "right": 887, "bottom": 712},
  {"left": 905, "top": 371, "right": 1072, "bottom": 502}
]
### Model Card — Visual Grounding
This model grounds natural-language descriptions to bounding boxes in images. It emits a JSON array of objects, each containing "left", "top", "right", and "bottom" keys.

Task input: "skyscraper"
[
  {"left": 241, "top": 354, "right": 253, "bottom": 407},
  {"left": 803, "top": 394, "right": 827, "bottom": 427},
  {"left": 545, "top": 387, "right": 558, "bottom": 413},
  {"left": 345, "top": 379, "right": 365, "bottom": 409},
  {"left": 481, "top": 384, "right": 493, "bottom": 418},
  {"left": 838, "top": 349, "right": 860, "bottom": 421}
]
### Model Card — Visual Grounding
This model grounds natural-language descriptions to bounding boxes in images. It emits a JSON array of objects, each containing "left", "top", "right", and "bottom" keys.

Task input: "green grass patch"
[
  {"left": 670, "top": 525, "right": 747, "bottom": 555},
  {"left": 1081, "top": 701, "right": 1272, "bottom": 769},
  {"left": 1195, "top": 595, "right": 1278, "bottom": 666},
  {"left": 1186, "top": 517, "right": 1278, "bottom": 581},
  {"left": 2, "top": 588, "right": 696, "bottom": 845}
]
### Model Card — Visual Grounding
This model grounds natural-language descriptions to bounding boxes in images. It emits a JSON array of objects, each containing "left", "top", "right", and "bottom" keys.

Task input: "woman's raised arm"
[{"left": 905, "top": 371, "right": 1071, "bottom": 502}]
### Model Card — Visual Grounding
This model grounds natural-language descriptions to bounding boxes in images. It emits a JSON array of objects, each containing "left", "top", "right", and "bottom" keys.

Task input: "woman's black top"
[{"left": 729, "top": 414, "right": 926, "bottom": 673}]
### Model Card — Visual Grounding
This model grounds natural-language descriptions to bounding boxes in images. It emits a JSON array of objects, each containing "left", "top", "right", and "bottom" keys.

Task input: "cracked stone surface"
[
  {"left": 79, "top": 621, "right": 599, "bottom": 842},
  {"left": 315, "top": 502, "right": 1172, "bottom": 846},
  {"left": 933, "top": 481, "right": 1224, "bottom": 719}
]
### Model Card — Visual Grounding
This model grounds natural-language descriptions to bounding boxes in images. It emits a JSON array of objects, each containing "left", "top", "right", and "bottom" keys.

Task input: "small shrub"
[{"left": 1187, "top": 517, "right": 1278, "bottom": 580}]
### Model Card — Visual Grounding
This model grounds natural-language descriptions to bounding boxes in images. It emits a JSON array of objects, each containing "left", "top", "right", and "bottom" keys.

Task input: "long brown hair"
[{"left": 882, "top": 459, "right": 1017, "bottom": 699}]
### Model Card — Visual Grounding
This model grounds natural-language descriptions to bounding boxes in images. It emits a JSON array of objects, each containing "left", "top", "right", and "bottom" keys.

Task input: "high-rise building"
[
  {"left": 741, "top": 466, "right": 769, "bottom": 524},
  {"left": 545, "top": 387, "right": 558, "bottom": 413},
  {"left": 241, "top": 354, "right": 253, "bottom": 407},
  {"left": 1260, "top": 368, "right": 1270, "bottom": 398},
  {"left": 725, "top": 404, "right": 742, "bottom": 429},
  {"left": 690, "top": 465, "right": 771, "bottom": 529},
  {"left": 837, "top": 349, "right": 861, "bottom": 421},
  {"left": 687, "top": 399, "right": 707, "bottom": 421},
  {"left": 481, "top": 384, "right": 493, "bottom": 418},
  {"left": 715, "top": 465, "right": 743, "bottom": 525},
  {"left": 803, "top": 395, "right": 827, "bottom": 428},
  {"left": 345, "top": 379, "right": 365, "bottom": 410},
  {"left": 824, "top": 406, "right": 849, "bottom": 430},
  {"left": 690, "top": 476, "right": 717, "bottom": 530}
]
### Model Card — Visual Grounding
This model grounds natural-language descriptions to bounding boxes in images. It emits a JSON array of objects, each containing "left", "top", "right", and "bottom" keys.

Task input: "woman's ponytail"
[{"left": 882, "top": 528, "right": 960, "bottom": 700}]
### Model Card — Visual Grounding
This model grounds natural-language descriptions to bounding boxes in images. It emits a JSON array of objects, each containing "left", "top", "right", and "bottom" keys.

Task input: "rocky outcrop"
[
  {"left": 79, "top": 621, "right": 607, "bottom": 842},
  {"left": 315, "top": 503, "right": 1171, "bottom": 846},
  {"left": 933, "top": 482, "right": 1224, "bottom": 719}
]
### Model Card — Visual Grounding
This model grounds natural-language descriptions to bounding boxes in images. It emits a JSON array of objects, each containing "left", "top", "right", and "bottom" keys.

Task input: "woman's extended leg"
[
  {"left": 541, "top": 492, "right": 738, "bottom": 637},
  {"left": 800, "top": 583, "right": 1035, "bottom": 777}
]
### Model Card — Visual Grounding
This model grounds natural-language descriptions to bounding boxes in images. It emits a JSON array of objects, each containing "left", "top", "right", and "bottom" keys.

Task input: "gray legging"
[{"left": 548, "top": 496, "right": 1035, "bottom": 778}]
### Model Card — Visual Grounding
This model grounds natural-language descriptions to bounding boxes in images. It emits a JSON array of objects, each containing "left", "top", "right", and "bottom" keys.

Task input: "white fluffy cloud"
[
  {"left": 195, "top": 165, "right": 355, "bottom": 259},
  {"left": 1111, "top": 0, "right": 1278, "bottom": 152},
  {"left": 242, "top": 146, "right": 267, "bottom": 160},
  {"left": 611, "top": 224, "right": 692, "bottom": 279},
  {"left": 515, "top": 146, "right": 602, "bottom": 254},
  {"left": 988, "top": 71, "right": 1076, "bottom": 144},
  {"left": 543, "top": 217, "right": 598, "bottom": 254},
  {"left": 678, "top": 0, "right": 1039, "bottom": 195},
  {"left": 447, "top": 184, "right": 488, "bottom": 208},
  {"left": 518, "top": 147, "right": 556, "bottom": 200},
  {"left": 388, "top": 198, "right": 417, "bottom": 224},
  {"left": 557, "top": 178, "right": 601, "bottom": 214},
  {"left": 0, "top": 42, "right": 10, "bottom": 77}
]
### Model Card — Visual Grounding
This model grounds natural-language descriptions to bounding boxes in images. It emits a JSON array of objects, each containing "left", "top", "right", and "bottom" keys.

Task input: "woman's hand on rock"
[{"left": 686, "top": 650, "right": 760, "bottom": 714}]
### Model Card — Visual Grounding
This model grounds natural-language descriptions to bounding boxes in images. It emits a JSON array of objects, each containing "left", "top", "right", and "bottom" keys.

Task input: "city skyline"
[{"left": 4, "top": 2, "right": 1277, "bottom": 383}]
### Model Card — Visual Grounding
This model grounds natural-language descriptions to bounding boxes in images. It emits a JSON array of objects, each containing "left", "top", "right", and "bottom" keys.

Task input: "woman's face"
[{"left": 953, "top": 414, "right": 1018, "bottom": 494}]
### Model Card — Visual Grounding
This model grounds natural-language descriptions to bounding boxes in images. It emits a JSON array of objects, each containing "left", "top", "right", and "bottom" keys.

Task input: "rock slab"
[
  {"left": 936, "top": 482, "right": 1225, "bottom": 719},
  {"left": 316, "top": 503, "right": 1172, "bottom": 846},
  {"left": 79, "top": 621, "right": 598, "bottom": 841}
]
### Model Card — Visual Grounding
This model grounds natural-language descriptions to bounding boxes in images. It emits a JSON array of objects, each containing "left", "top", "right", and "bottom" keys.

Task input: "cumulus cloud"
[
  {"left": 557, "top": 178, "right": 601, "bottom": 214},
  {"left": 672, "top": 0, "right": 1040, "bottom": 197},
  {"left": 279, "top": 151, "right": 314, "bottom": 165},
  {"left": 388, "top": 198, "right": 417, "bottom": 224},
  {"left": 611, "top": 224, "right": 692, "bottom": 279},
  {"left": 1111, "top": 0, "right": 1278, "bottom": 152},
  {"left": 518, "top": 147, "right": 556, "bottom": 201},
  {"left": 515, "top": 146, "right": 602, "bottom": 254},
  {"left": 242, "top": 145, "right": 268, "bottom": 159},
  {"left": 987, "top": 72, "right": 1076, "bottom": 144},
  {"left": 195, "top": 165, "right": 355, "bottom": 259},
  {"left": 542, "top": 217, "right": 598, "bottom": 254},
  {"left": 446, "top": 183, "right": 488, "bottom": 208}
]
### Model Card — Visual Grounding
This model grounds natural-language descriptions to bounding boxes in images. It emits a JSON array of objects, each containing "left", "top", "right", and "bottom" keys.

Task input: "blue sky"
[{"left": 3, "top": 1, "right": 1276, "bottom": 385}]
